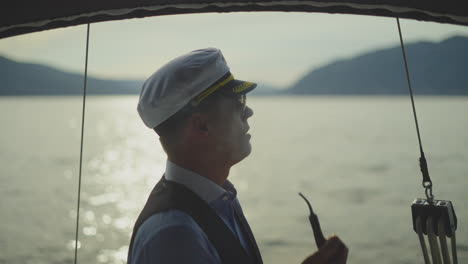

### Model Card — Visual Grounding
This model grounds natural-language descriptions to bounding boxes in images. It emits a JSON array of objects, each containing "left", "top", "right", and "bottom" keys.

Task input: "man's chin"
[{"left": 231, "top": 143, "right": 252, "bottom": 166}]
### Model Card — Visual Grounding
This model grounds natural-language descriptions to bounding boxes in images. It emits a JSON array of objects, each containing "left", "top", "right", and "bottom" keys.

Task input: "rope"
[
  {"left": 416, "top": 216, "right": 431, "bottom": 264},
  {"left": 451, "top": 234, "right": 458, "bottom": 264},
  {"left": 395, "top": 17, "right": 433, "bottom": 201},
  {"left": 74, "top": 23, "right": 90, "bottom": 264},
  {"left": 427, "top": 217, "right": 442, "bottom": 264},
  {"left": 438, "top": 218, "right": 451, "bottom": 264}
]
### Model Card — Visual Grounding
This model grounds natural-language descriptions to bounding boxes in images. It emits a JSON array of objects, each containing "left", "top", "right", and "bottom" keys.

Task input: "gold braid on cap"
[{"left": 191, "top": 73, "right": 234, "bottom": 106}]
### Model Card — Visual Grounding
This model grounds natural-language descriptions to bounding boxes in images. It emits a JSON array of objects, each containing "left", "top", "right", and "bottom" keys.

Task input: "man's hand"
[{"left": 301, "top": 235, "right": 348, "bottom": 264}]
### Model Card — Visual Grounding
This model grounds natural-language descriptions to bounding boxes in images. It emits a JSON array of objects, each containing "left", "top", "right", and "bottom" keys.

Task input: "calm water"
[{"left": 1, "top": 96, "right": 467, "bottom": 264}]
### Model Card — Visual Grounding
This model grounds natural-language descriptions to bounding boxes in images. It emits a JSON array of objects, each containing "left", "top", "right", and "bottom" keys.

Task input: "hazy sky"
[{"left": 1, "top": 12, "right": 468, "bottom": 88}]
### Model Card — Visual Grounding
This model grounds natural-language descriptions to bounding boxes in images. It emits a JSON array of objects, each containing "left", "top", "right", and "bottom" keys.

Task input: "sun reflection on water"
[
  {"left": 66, "top": 240, "right": 81, "bottom": 250},
  {"left": 97, "top": 246, "right": 128, "bottom": 264},
  {"left": 83, "top": 226, "right": 97, "bottom": 236}
]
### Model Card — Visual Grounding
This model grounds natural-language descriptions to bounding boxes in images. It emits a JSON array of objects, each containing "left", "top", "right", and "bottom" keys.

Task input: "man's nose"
[{"left": 244, "top": 105, "right": 253, "bottom": 119}]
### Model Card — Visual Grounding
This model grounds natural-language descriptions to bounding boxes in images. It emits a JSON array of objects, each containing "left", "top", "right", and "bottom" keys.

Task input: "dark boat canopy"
[{"left": 2, "top": 0, "right": 468, "bottom": 39}]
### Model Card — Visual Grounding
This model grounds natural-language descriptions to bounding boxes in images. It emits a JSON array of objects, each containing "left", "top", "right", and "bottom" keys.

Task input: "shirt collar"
[{"left": 165, "top": 160, "right": 237, "bottom": 203}]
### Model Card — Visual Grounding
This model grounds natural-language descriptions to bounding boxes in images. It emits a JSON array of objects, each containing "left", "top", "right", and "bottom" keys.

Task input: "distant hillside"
[
  {"left": 288, "top": 36, "right": 468, "bottom": 95},
  {"left": 0, "top": 56, "right": 142, "bottom": 95},
  {"left": 2, "top": 36, "right": 467, "bottom": 96}
]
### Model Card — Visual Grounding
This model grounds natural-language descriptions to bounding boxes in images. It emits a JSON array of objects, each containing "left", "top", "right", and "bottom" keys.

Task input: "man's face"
[{"left": 206, "top": 94, "right": 253, "bottom": 166}]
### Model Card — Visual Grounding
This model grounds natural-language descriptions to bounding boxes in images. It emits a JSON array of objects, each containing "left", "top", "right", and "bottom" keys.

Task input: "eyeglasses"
[
  {"left": 188, "top": 90, "right": 247, "bottom": 116},
  {"left": 238, "top": 94, "right": 247, "bottom": 115},
  {"left": 220, "top": 92, "right": 246, "bottom": 114}
]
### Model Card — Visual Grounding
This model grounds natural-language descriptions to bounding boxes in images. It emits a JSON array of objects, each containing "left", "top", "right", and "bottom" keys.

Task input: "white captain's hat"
[{"left": 138, "top": 48, "right": 257, "bottom": 128}]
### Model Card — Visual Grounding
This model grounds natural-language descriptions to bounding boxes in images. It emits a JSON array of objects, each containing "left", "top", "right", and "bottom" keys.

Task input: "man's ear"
[{"left": 187, "top": 113, "right": 209, "bottom": 136}]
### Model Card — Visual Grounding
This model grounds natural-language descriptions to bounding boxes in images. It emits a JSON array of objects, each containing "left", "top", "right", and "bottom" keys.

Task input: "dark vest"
[{"left": 128, "top": 177, "right": 263, "bottom": 264}]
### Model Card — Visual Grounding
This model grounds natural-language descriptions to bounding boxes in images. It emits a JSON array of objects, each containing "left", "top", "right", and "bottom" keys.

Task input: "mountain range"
[
  {"left": 0, "top": 56, "right": 142, "bottom": 95},
  {"left": 289, "top": 35, "right": 468, "bottom": 95},
  {"left": 1, "top": 35, "right": 467, "bottom": 96}
]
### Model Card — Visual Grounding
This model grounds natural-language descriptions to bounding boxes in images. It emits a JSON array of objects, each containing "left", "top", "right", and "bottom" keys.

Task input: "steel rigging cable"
[
  {"left": 396, "top": 18, "right": 458, "bottom": 264},
  {"left": 74, "top": 23, "right": 90, "bottom": 264},
  {"left": 395, "top": 18, "right": 433, "bottom": 200}
]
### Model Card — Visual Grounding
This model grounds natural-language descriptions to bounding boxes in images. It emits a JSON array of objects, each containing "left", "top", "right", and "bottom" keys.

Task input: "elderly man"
[{"left": 128, "top": 48, "right": 348, "bottom": 264}]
